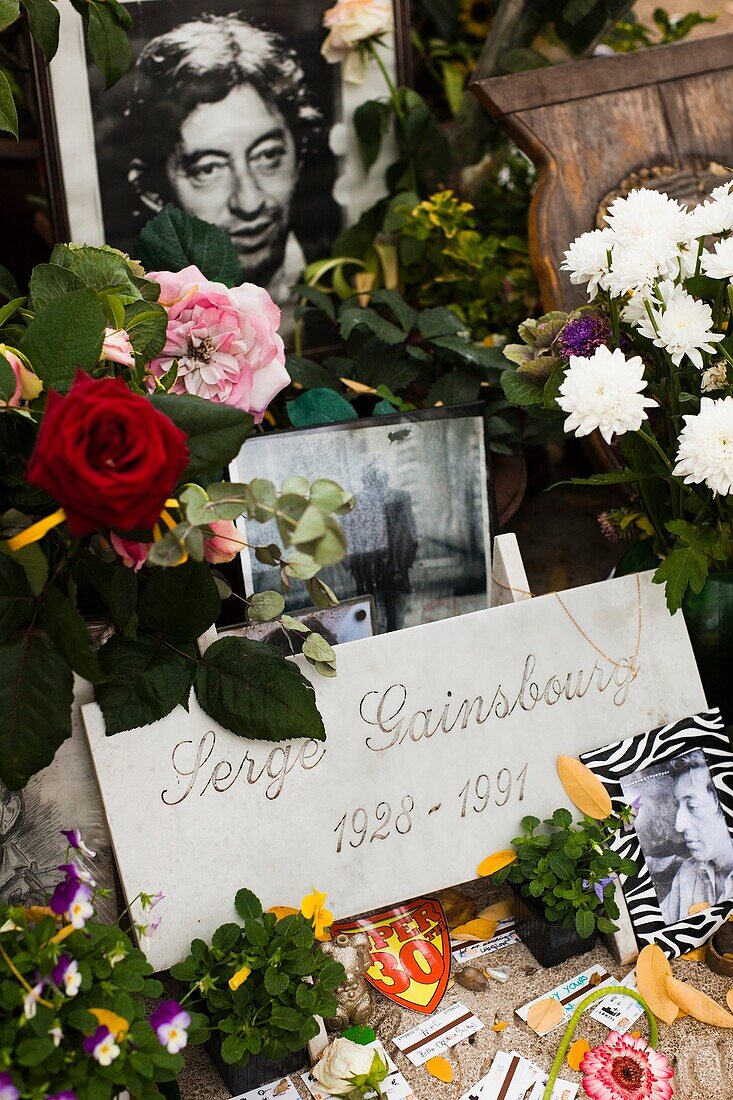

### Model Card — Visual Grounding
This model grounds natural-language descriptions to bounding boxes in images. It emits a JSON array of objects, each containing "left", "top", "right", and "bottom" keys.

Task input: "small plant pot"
[
  {"left": 511, "top": 884, "right": 596, "bottom": 968},
  {"left": 206, "top": 1035, "right": 306, "bottom": 1096}
]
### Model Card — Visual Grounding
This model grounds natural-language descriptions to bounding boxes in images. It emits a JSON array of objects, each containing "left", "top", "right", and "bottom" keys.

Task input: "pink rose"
[
  {"left": 0, "top": 347, "right": 42, "bottom": 408},
  {"left": 203, "top": 520, "right": 242, "bottom": 564},
  {"left": 101, "top": 328, "right": 135, "bottom": 369},
  {"left": 146, "top": 266, "right": 289, "bottom": 423},
  {"left": 110, "top": 532, "right": 150, "bottom": 572},
  {"left": 322, "top": 0, "right": 393, "bottom": 82}
]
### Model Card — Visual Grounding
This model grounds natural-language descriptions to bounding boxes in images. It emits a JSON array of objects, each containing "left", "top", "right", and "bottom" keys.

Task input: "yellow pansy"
[
  {"left": 229, "top": 965, "right": 251, "bottom": 991},
  {"left": 300, "top": 890, "right": 334, "bottom": 942}
]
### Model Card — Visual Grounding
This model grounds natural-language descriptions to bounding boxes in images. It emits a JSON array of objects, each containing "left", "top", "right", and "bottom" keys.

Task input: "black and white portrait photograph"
[
  {"left": 230, "top": 406, "right": 492, "bottom": 634},
  {"left": 581, "top": 709, "right": 733, "bottom": 957},
  {"left": 47, "top": 0, "right": 403, "bottom": 324},
  {"left": 621, "top": 750, "right": 733, "bottom": 926}
]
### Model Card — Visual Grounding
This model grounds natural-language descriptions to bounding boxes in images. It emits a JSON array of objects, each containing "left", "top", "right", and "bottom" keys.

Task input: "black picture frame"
[{"left": 580, "top": 708, "right": 733, "bottom": 958}]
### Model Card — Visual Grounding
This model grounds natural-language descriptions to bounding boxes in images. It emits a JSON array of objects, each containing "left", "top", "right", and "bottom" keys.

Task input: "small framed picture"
[
  {"left": 229, "top": 403, "right": 494, "bottom": 634},
  {"left": 39, "top": 0, "right": 411, "bottom": 334},
  {"left": 581, "top": 709, "right": 733, "bottom": 957},
  {"left": 220, "top": 594, "right": 376, "bottom": 651}
]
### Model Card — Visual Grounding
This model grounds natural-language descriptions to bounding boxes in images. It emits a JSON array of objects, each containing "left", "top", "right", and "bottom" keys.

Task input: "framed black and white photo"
[
  {"left": 580, "top": 709, "right": 733, "bottom": 958},
  {"left": 229, "top": 404, "right": 494, "bottom": 634},
  {"left": 41, "top": 0, "right": 411, "bottom": 330},
  {"left": 220, "top": 594, "right": 376, "bottom": 651}
]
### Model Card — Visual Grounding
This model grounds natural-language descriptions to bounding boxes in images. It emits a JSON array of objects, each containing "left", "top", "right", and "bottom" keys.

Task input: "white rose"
[
  {"left": 312, "top": 1038, "right": 376, "bottom": 1096},
  {"left": 321, "top": 0, "right": 393, "bottom": 83}
]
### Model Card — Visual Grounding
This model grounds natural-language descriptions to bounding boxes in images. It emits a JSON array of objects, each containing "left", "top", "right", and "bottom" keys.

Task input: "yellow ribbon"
[{"left": 6, "top": 508, "right": 66, "bottom": 551}]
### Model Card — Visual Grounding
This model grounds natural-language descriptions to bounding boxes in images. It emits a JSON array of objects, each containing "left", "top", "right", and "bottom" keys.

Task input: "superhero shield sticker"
[{"left": 332, "top": 897, "right": 451, "bottom": 1014}]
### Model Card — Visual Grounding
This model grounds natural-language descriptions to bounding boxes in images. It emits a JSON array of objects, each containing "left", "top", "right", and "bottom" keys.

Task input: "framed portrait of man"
[
  {"left": 581, "top": 709, "right": 733, "bottom": 958},
  {"left": 40, "top": 0, "right": 410, "bottom": 330}
]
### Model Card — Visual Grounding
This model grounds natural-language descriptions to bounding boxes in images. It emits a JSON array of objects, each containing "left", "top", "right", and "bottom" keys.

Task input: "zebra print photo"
[{"left": 580, "top": 709, "right": 733, "bottom": 958}]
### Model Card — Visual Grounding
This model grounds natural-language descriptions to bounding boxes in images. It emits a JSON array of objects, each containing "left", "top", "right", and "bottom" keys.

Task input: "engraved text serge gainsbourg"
[
  {"left": 161, "top": 651, "right": 635, "bottom": 804},
  {"left": 360, "top": 652, "right": 636, "bottom": 752}
]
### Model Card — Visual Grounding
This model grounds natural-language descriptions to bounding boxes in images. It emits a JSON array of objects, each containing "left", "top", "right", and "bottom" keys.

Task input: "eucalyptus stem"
[
  {"left": 542, "top": 987, "right": 658, "bottom": 1100},
  {"left": 366, "top": 39, "right": 419, "bottom": 196}
]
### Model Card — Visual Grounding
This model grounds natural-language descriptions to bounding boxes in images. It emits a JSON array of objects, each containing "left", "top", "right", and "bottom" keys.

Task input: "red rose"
[{"left": 27, "top": 371, "right": 189, "bottom": 536}]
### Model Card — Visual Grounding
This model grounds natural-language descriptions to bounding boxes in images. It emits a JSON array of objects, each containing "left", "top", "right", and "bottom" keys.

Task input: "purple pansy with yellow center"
[
  {"left": 58, "top": 861, "right": 96, "bottom": 888},
  {"left": 582, "top": 875, "right": 616, "bottom": 903},
  {"left": 50, "top": 877, "right": 94, "bottom": 929},
  {"left": 0, "top": 1073, "right": 19, "bottom": 1100},
  {"left": 52, "top": 954, "right": 81, "bottom": 997},
  {"left": 62, "top": 828, "right": 96, "bottom": 858},
  {"left": 150, "top": 1000, "right": 191, "bottom": 1053},
  {"left": 83, "top": 1025, "right": 120, "bottom": 1066}
]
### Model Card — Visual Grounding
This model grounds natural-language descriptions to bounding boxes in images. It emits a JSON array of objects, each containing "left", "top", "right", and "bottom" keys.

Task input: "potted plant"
[
  {"left": 0, "top": 828, "right": 206, "bottom": 1098},
  {"left": 170, "top": 887, "right": 346, "bottom": 1093},
  {"left": 491, "top": 808, "right": 636, "bottom": 967}
]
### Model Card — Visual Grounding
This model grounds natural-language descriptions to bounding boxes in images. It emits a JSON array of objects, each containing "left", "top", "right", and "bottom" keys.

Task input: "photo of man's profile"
[
  {"left": 87, "top": 0, "right": 340, "bottom": 315},
  {"left": 621, "top": 750, "right": 733, "bottom": 926}
]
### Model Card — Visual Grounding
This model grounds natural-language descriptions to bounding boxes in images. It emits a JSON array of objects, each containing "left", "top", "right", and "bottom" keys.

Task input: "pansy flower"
[
  {"left": 0, "top": 1073, "right": 19, "bottom": 1100},
  {"left": 83, "top": 1025, "right": 120, "bottom": 1066},
  {"left": 300, "top": 889, "right": 334, "bottom": 941},
  {"left": 61, "top": 829, "right": 96, "bottom": 859},
  {"left": 50, "top": 878, "right": 94, "bottom": 929},
  {"left": 57, "top": 862, "right": 96, "bottom": 888},
  {"left": 150, "top": 1000, "right": 191, "bottom": 1053},
  {"left": 52, "top": 955, "right": 81, "bottom": 997},
  {"left": 23, "top": 980, "right": 45, "bottom": 1019},
  {"left": 49, "top": 1024, "right": 64, "bottom": 1047},
  {"left": 582, "top": 875, "right": 616, "bottom": 903}
]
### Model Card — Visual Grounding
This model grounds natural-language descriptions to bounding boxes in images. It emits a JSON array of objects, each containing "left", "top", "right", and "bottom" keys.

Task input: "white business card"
[{"left": 392, "top": 1001, "right": 484, "bottom": 1066}]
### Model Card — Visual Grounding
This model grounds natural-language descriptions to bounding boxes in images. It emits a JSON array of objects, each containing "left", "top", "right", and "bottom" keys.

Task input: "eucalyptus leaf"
[{"left": 248, "top": 590, "right": 286, "bottom": 623}]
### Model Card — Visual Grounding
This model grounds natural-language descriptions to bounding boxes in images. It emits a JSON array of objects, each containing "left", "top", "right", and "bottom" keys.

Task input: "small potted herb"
[
  {"left": 493, "top": 808, "right": 637, "bottom": 967},
  {"left": 171, "top": 887, "right": 346, "bottom": 1093}
]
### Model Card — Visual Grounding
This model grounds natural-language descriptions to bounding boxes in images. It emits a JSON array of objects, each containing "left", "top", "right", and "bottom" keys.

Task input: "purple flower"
[
  {"left": 150, "top": 1000, "right": 191, "bottom": 1053},
  {"left": 57, "top": 862, "right": 95, "bottom": 888},
  {"left": 23, "top": 979, "right": 45, "bottom": 1019},
  {"left": 83, "top": 1025, "right": 120, "bottom": 1065},
  {"left": 623, "top": 796, "right": 642, "bottom": 832},
  {"left": 50, "top": 878, "right": 93, "bottom": 929},
  {"left": 47, "top": 1093, "right": 76, "bottom": 1100},
  {"left": 52, "top": 954, "right": 81, "bottom": 997},
  {"left": 558, "top": 313, "right": 611, "bottom": 360},
  {"left": 0, "top": 1074, "right": 19, "bottom": 1100},
  {"left": 583, "top": 875, "right": 616, "bottom": 903},
  {"left": 61, "top": 829, "right": 96, "bottom": 859}
]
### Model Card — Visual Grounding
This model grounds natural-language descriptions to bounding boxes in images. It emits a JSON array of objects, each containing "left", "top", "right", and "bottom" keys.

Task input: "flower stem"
[
  {"left": 542, "top": 987, "right": 658, "bottom": 1100},
  {"left": 366, "top": 39, "right": 418, "bottom": 196}
]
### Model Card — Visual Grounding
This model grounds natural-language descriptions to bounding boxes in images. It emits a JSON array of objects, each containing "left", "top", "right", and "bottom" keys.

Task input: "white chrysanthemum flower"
[
  {"left": 622, "top": 278, "right": 686, "bottom": 329},
  {"left": 561, "top": 228, "right": 614, "bottom": 299},
  {"left": 701, "top": 237, "right": 733, "bottom": 280},
  {"left": 604, "top": 236, "right": 680, "bottom": 298},
  {"left": 643, "top": 291, "right": 723, "bottom": 369},
  {"left": 557, "top": 346, "right": 656, "bottom": 445},
  {"left": 674, "top": 396, "right": 733, "bottom": 495},
  {"left": 605, "top": 188, "right": 690, "bottom": 244},
  {"left": 701, "top": 361, "right": 728, "bottom": 394}
]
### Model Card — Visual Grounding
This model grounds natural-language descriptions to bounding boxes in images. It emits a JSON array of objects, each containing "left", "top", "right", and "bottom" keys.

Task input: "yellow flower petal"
[
  {"left": 90, "top": 1007, "right": 130, "bottom": 1039},
  {"left": 229, "top": 965, "right": 251, "bottom": 991},
  {"left": 425, "top": 1056, "right": 453, "bottom": 1083},
  {"left": 51, "top": 924, "right": 75, "bottom": 944},
  {"left": 300, "top": 889, "right": 328, "bottom": 922},
  {"left": 268, "top": 906, "right": 299, "bottom": 921}
]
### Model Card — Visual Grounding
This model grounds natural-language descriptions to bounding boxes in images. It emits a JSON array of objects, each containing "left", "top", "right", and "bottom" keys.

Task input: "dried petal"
[
  {"left": 567, "top": 1039, "right": 591, "bottom": 1071},
  {"left": 426, "top": 1055, "right": 453, "bottom": 1082},
  {"left": 557, "top": 756, "right": 612, "bottom": 819},
  {"left": 451, "top": 918, "right": 498, "bottom": 942},
  {"left": 635, "top": 944, "right": 679, "bottom": 1026},
  {"left": 476, "top": 850, "right": 517, "bottom": 877},
  {"left": 526, "top": 998, "right": 564, "bottom": 1035},
  {"left": 476, "top": 899, "right": 514, "bottom": 922},
  {"left": 665, "top": 974, "right": 733, "bottom": 1027}
]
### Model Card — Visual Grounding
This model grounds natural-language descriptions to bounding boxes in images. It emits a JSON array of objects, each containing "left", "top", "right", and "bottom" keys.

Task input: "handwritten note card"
[{"left": 82, "top": 571, "right": 706, "bottom": 969}]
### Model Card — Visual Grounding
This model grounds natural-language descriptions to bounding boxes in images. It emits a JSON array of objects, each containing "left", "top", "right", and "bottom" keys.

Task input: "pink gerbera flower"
[{"left": 581, "top": 1032, "right": 674, "bottom": 1100}]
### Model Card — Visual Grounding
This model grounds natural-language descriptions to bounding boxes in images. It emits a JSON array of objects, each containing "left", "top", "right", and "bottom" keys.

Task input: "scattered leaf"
[
  {"left": 492, "top": 1019, "right": 509, "bottom": 1032},
  {"left": 557, "top": 756, "right": 612, "bottom": 819},
  {"left": 89, "top": 1008, "right": 130, "bottom": 1038},
  {"left": 425, "top": 1056, "right": 453, "bottom": 1083},
  {"left": 726, "top": 989, "right": 733, "bottom": 1013},
  {"left": 274, "top": 1082, "right": 290, "bottom": 1097},
  {"left": 665, "top": 974, "right": 733, "bottom": 1027},
  {"left": 567, "top": 1039, "right": 591, "bottom": 1071},
  {"left": 477, "top": 899, "right": 514, "bottom": 922},
  {"left": 526, "top": 998, "right": 564, "bottom": 1035},
  {"left": 342, "top": 1025, "right": 376, "bottom": 1046},
  {"left": 435, "top": 887, "right": 476, "bottom": 929},
  {"left": 689, "top": 902, "right": 711, "bottom": 915},
  {"left": 476, "top": 850, "right": 517, "bottom": 877},
  {"left": 679, "top": 947, "right": 706, "bottom": 962},
  {"left": 635, "top": 944, "right": 679, "bottom": 1026},
  {"left": 451, "top": 918, "right": 498, "bottom": 942}
]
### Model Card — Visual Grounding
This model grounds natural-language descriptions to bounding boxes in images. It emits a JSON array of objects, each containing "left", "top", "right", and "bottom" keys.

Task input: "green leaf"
[
  {"left": 0, "top": 541, "right": 47, "bottom": 597},
  {"left": 0, "top": 69, "right": 18, "bottom": 138},
  {"left": 417, "top": 306, "right": 465, "bottom": 339},
  {"left": 21, "top": 0, "right": 60, "bottom": 59},
  {"left": 0, "top": 0, "right": 19, "bottom": 32},
  {"left": 80, "top": 555, "right": 137, "bottom": 632},
  {"left": 138, "top": 204, "right": 242, "bottom": 287},
  {"left": 551, "top": 808, "right": 573, "bottom": 828},
  {"left": 501, "top": 368, "right": 544, "bottom": 407},
  {"left": 339, "top": 307, "right": 405, "bottom": 345},
  {"left": 16, "top": 1035, "right": 55, "bottom": 1066},
  {"left": 49, "top": 243, "right": 139, "bottom": 296},
  {"left": 0, "top": 554, "right": 34, "bottom": 643},
  {"left": 124, "top": 299, "right": 168, "bottom": 364},
  {"left": 575, "top": 908, "right": 596, "bottom": 939},
  {"left": 269, "top": 1005, "right": 303, "bottom": 1031},
  {"left": 430, "top": 335, "right": 503, "bottom": 370},
  {"left": 562, "top": 0, "right": 596, "bottom": 23},
  {"left": 653, "top": 545, "right": 709, "bottom": 614},
  {"left": 0, "top": 634, "right": 73, "bottom": 788},
  {"left": 20, "top": 289, "right": 105, "bottom": 388},
  {"left": 264, "top": 967, "right": 289, "bottom": 996},
  {"left": 40, "top": 585, "right": 106, "bottom": 682},
  {"left": 427, "top": 370, "right": 480, "bottom": 406},
  {"left": 27, "top": 263, "right": 85, "bottom": 312},
  {"left": 220, "top": 1034, "right": 248, "bottom": 1065},
  {"left": 0, "top": 355, "right": 16, "bottom": 403},
  {"left": 553, "top": 468, "right": 653, "bottom": 488},
  {"left": 248, "top": 590, "right": 285, "bottom": 623},
  {"left": 0, "top": 294, "right": 24, "bottom": 327},
  {"left": 684, "top": 273, "right": 722, "bottom": 301},
  {"left": 195, "top": 636, "right": 326, "bottom": 742},
  {"left": 368, "top": 289, "right": 416, "bottom": 333},
  {"left": 287, "top": 388, "right": 357, "bottom": 428},
  {"left": 285, "top": 356, "right": 340, "bottom": 393},
  {"left": 85, "top": 0, "right": 132, "bottom": 87},
  {"left": 138, "top": 560, "right": 221, "bottom": 642},
  {"left": 302, "top": 632, "right": 335, "bottom": 664},
  {"left": 353, "top": 99, "right": 391, "bottom": 171},
  {"left": 147, "top": 393, "right": 253, "bottom": 480},
  {"left": 95, "top": 634, "right": 197, "bottom": 734},
  {"left": 235, "top": 887, "right": 262, "bottom": 921},
  {"left": 212, "top": 922, "right": 240, "bottom": 954}
]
